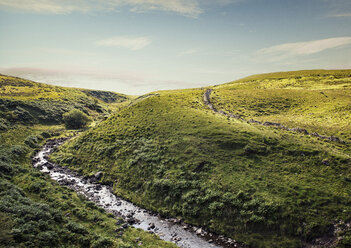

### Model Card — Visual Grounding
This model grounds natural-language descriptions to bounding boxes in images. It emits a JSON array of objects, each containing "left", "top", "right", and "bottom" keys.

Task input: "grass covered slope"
[
  {"left": 211, "top": 70, "right": 351, "bottom": 144},
  {"left": 0, "top": 74, "right": 131, "bottom": 127},
  {"left": 52, "top": 71, "right": 351, "bottom": 247},
  {"left": 0, "top": 125, "right": 176, "bottom": 248},
  {"left": 0, "top": 75, "right": 175, "bottom": 248}
]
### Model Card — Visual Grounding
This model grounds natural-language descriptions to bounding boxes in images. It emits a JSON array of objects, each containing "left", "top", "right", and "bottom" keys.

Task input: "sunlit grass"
[
  {"left": 211, "top": 70, "right": 351, "bottom": 143},
  {"left": 0, "top": 75, "right": 176, "bottom": 248},
  {"left": 52, "top": 71, "right": 351, "bottom": 247}
]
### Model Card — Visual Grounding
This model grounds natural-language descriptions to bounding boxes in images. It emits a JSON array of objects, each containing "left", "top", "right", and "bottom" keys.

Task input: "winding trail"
[
  {"left": 204, "top": 89, "right": 345, "bottom": 143},
  {"left": 32, "top": 138, "right": 244, "bottom": 248}
]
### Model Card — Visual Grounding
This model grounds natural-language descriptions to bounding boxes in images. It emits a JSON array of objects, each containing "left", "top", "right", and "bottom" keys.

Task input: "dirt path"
[{"left": 204, "top": 89, "right": 345, "bottom": 144}]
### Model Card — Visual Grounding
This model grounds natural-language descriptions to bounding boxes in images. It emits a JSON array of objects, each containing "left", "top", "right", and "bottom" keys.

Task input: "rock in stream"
[{"left": 32, "top": 139, "right": 243, "bottom": 248}]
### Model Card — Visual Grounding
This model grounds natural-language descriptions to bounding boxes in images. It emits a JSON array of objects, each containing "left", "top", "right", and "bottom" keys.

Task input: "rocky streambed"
[{"left": 32, "top": 138, "right": 244, "bottom": 248}]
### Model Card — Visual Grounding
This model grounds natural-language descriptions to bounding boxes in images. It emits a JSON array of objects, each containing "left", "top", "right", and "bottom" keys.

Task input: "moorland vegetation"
[
  {"left": 0, "top": 75, "right": 176, "bottom": 248},
  {"left": 52, "top": 70, "right": 351, "bottom": 248}
]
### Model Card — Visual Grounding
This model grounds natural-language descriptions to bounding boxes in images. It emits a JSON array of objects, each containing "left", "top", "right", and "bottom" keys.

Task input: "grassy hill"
[
  {"left": 211, "top": 70, "right": 351, "bottom": 144},
  {"left": 0, "top": 75, "right": 176, "bottom": 248},
  {"left": 51, "top": 70, "right": 351, "bottom": 247},
  {"left": 0, "top": 74, "right": 131, "bottom": 128}
]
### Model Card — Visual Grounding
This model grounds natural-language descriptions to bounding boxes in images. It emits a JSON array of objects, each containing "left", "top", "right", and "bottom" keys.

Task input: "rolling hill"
[
  {"left": 51, "top": 70, "right": 351, "bottom": 247},
  {"left": 0, "top": 74, "right": 131, "bottom": 127},
  {"left": 0, "top": 75, "right": 175, "bottom": 248}
]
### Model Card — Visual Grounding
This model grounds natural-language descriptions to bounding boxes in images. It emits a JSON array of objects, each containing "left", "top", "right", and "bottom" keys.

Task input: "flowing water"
[{"left": 33, "top": 139, "right": 240, "bottom": 248}]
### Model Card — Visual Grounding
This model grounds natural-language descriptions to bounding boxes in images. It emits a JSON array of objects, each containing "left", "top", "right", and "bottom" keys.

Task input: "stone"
[
  {"left": 95, "top": 171, "right": 103, "bottom": 180},
  {"left": 248, "top": 119, "right": 262, "bottom": 124},
  {"left": 47, "top": 163, "right": 54, "bottom": 170},
  {"left": 148, "top": 223, "right": 155, "bottom": 230},
  {"left": 263, "top": 121, "right": 281, "bottom": 127},
  {"left": 116, "top": 219, "right": 124, "bottom": 225},
  {"left": 121, "top": 223, "right": 128, "bottom": 229},
  {"left": 196, "top": 228, "right": 202, "bottom": 235},
  {"left": 126, "top": 217, "right": 136, "bottom": 225}
]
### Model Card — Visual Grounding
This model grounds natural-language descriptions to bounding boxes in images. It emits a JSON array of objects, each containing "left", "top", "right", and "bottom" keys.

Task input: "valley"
[
  {"left": 1, "top": 70, "right": 351, "bottom": 248},
  {"left": 33, "top": 138, "right": 241, "bottom": 248}
]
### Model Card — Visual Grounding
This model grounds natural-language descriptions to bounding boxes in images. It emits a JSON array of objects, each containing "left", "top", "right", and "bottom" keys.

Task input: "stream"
[{"left": 32, "top": 139, "right": 241, "bottom": 248}]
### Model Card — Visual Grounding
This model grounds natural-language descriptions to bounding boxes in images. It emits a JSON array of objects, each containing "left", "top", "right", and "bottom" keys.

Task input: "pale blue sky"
[{"left": 0, "top": 0, "right": 350, "bottom": 94}]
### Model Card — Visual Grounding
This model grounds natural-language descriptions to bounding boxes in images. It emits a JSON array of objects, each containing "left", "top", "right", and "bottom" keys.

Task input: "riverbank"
[{"left": 33, "top": 138, "right": 245, "bottom": 248}]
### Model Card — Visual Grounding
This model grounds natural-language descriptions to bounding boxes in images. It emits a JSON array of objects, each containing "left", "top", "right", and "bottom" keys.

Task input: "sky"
[{"left": 0, "top": 0, "right": 350, "bottom": 95}]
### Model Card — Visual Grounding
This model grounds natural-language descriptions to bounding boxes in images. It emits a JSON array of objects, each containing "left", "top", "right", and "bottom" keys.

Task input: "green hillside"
[
  {"left": 52, "top": 70, "right": 351, "bottom": 247},
  {"left": 0, "top": 75, "right": 176, "bottom": 248},
  {"left": 211, "top": 70, "right": 351, "bottom": 144},
  {"left": 0, "top": 74, "right": 131, "bottom": 128}
]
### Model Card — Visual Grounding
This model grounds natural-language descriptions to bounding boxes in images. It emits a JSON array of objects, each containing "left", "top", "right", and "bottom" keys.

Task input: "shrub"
[
  {"left": 41, "top": 131, "right": 51, "bottom": 138},
  {"left": 24, "top": 135, "right": 39, "bottom": 148},
  {"left": 65, "top": 222, "right": 88, "bottom": 235},
  {"left": 92, "top": 236, "right": 114, "bottom": 248},
  {"left": 27, "top": 181, "right": 46, "bottom": 193},
  {"left": 0, "top": 162, "right": 14, "bottom": 176},
  {"left": 37, "top": 231, "right": 59, "bottom": 246},
  {"left": 62, "top": 109, "right": 92, "bottom": 129},
  {"left": 0, "top": 118, "right": 9, "bottom": 131},
  {"left": 10, "top": 145, "right": 28, "bottom": 158},
  {"left": 13, "top": 107, "right": 33, "bottom": 123}
]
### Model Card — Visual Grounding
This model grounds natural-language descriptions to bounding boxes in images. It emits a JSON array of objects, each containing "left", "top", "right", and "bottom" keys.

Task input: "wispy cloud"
[
  {"left": 95, "top": 36, "right": 152, "bottom": 50},
  {"left": 0, "top": 0, "right": 88, "bottom": 14},
  {"left": 40, "top": 48, "right": 96, "bottom": 56},
  {"left": 257, "top": 37, "right": 351, "bottom": 60},
  {"left": 0, "top": 66, "right": 149, "bottom": 93},
  {"left": 0, "top": 0, "right": 202, "bottom": 17},
  {"left": 127, "top": 0, "right": 201, "bottom": 17},
  {"left": 328, "top": 12, "right": 351, "bottom": 17},
  {"left": 178, "top": 48, "right": 198, "bottom": 57},
  {"left": 199, "top": 0, "right": 243, "bottom": 5},
  {"left": 324, "top": 0, "right": 351, "bottom": 18},
  {"left": 0, "top": 66, "right": 195, "bottom": 95},
  {"left": 0, "top": 0, "right": 245, "bottom": 17}
]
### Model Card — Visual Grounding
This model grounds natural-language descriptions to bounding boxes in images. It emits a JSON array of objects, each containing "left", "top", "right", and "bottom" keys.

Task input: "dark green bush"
[
  {"left": 41, "top": 131, "right": 51, "bottom": 138},
  {"left": 92, "top": 236, "right": 114, "bottom": 248},
  {"left": 0, "top": 162, "right": 15, "bottom": 176},
  {"left": 86, "top": 201, "right": 98, "bottom": 209},
  {"left": 10, "top": 145, "right": 28, "bottom": 158},
  {"left": 66, "top": 222, "right": 89, "bottom": 235},
  {"left": 339, "top": 231, "right": 351, "bottom": 247},
  {"left": 24, "top": 135, "right": 39, "bottom": 148},
  {"left": 37, "top": 231, "right": 59, "bottom": 246},
  {"left": 27, "top": 181, "right": 46, "bottom": 193},
  {"left": 13, "top": 107, "right": 33, "bottom": 123},
  {"left": 62, "top": 109, "right": 92, "bottom": 129},
  {"left": 0, "top": 118, "right": 9, "bottom": 131}
]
